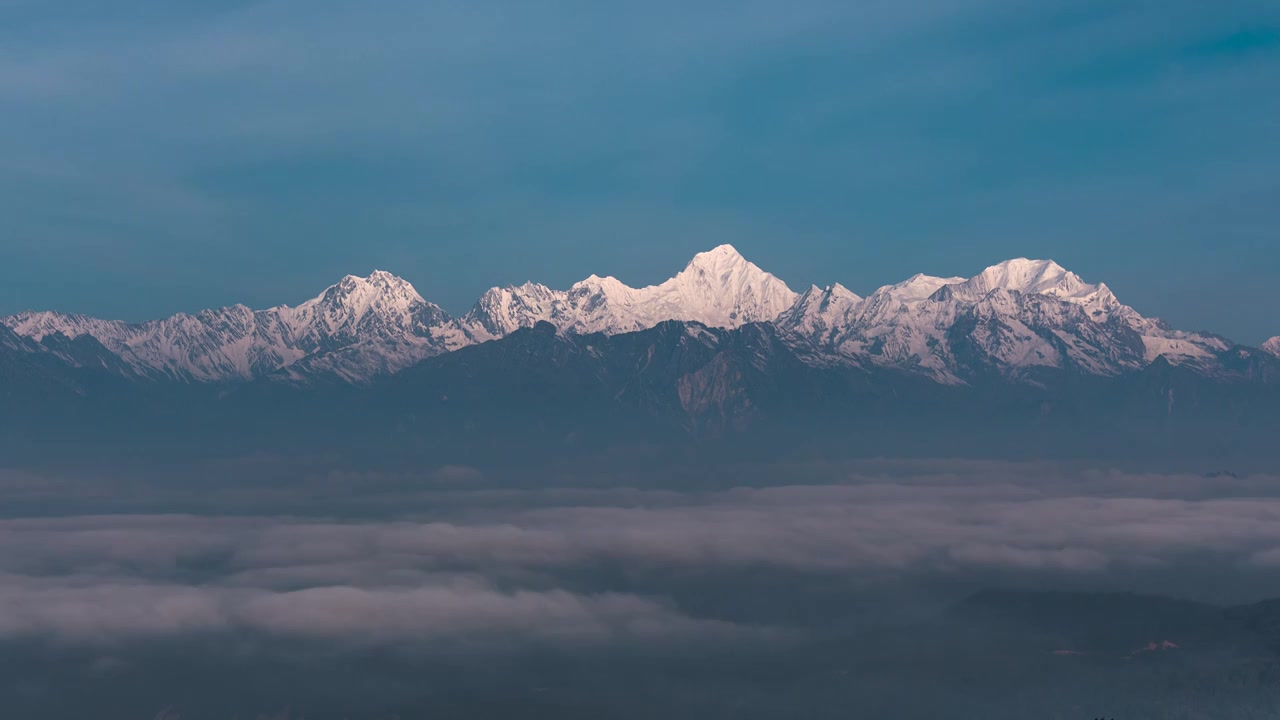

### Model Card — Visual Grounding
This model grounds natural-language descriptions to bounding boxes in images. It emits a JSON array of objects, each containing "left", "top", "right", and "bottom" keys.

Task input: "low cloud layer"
[
  {"left": 3, "top": 462, "right": 1280, "bottom": 648},
  {"left": 0, "top": 574, "right": 738, "bottom": 648}
]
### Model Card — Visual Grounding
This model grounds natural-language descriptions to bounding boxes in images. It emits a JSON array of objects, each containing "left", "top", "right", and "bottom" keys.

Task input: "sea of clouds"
[{"left": 3, "top": 460, "right": 1280, "bottom": 651}]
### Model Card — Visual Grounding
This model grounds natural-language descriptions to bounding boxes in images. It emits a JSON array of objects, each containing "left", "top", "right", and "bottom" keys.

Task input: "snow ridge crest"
[{"left": 0, "top": 248, "right": 1247, "bottom": 385}]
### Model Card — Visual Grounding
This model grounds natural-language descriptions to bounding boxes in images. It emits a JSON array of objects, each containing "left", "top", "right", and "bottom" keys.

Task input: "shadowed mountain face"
[{"left": 3, "top": 318, "right": 1278, "bottom": 470}]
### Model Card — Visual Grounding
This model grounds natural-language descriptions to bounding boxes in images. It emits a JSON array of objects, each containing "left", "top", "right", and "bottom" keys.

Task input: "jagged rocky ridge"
[{"left": 1, "top": 245, "right": 1271, "bottom": 386}]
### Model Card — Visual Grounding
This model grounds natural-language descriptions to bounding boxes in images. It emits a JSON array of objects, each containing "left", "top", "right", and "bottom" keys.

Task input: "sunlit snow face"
[{"left": 0, "top": 242, "right": 1244, "bottom": 390}]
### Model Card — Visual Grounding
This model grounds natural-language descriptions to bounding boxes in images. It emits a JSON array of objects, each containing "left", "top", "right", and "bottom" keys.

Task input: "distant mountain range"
[
  {"left": 4, "top": 245, "right": 1276, "bottom": 386},
  {"left": 2, "top": 246, "right": 1277, "bottom": 465}
]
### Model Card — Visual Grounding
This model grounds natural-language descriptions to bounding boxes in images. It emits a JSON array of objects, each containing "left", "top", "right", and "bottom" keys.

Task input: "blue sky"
[{"left": 1, "top": 0, "right": 1277, "bottom": 342}]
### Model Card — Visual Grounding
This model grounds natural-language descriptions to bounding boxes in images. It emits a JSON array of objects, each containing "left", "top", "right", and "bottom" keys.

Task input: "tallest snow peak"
[
  {"left": 692, "top": 243, "right": 746, "bottom": 261},
  {"left": 681, "top": 244, "right": 751, "bottom": 276},
  {"left": 463, "top": 244, "right": 798, "bottom": 338},
  {"left": 665, "top": 245, "right": 798, "bottom": 325}
]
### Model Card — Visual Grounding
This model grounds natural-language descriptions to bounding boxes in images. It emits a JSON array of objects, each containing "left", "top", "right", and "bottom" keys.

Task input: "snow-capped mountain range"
[
  {"left": 1, "top": 245, "right": 1268, "bottom": 386},
  {"left": 4, "top": 271, "right": 470, "bottom": 383}
]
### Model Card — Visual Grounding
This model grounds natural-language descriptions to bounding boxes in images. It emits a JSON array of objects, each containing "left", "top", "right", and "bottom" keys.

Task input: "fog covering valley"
[{"left": 4, "top": 459, "right": 1280, "bottom": 718}]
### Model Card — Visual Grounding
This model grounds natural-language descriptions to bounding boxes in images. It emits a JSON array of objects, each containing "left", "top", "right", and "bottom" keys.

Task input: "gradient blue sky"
[{"left": 1, "top": 0, "right": 1277, "bottom": 342}]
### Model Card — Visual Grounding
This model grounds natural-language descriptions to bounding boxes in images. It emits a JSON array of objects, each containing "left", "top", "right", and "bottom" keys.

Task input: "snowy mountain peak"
[
  {"left": 293, "top": 270, "right": 446, "bottom": 343},
  {"left": 790, "top": 283, "right": 862, "bottom": 308},
  {"left": 326, "top": 270, "right": 425, "bottom": 305},
  {"left": 572, "top": 274, "right": 630, "bottom": 294},
  {"left": 303, "top": 270, "right": 438, "bottom": 331},
  {"left": 1264, "top": 336, "right": 1280, "bottom": 357},
  {"left": 944, "top": 259, "right": 1132, "bottom": 330},
  {"left": 775, "top": 256, "right": 1235, "bottom": 384},
  {"left": 682, "top": 243, "right": 748, "bottom": 271},
  {"left": 675, "top": 244, "right": 757, "bottom": 281},
  {"left": 985, "top": 257, "right": 1067, "bottom": 282},
  {"left": 0, "top": 269, "right": 463, "bottom": 384},
  {"left": 963, "top": 258, "right": 1074, "bottom": 295},
  {"left": 879, "top": 273, "right": 967, "bottom": 303},
  {"left": 478, "top": 282, "right": 555, "bottom": 303},
  {"left": 463, "top": 282, "right": 561, "bottom": 339},
  {"left": 828, "top": 283, "right": 859, "bottom": 300},
  {"left": 471, "top": 245, "right": 799, "bottom": 337},
  {"left": 955, "top": 258, "right": 1114, "bottom": 306},
  {"left": 659, "top": 245, "right": 798, "bottom": 328},
  {"left": 776, "top": 282, "right": 863, "bottom": 341}
]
